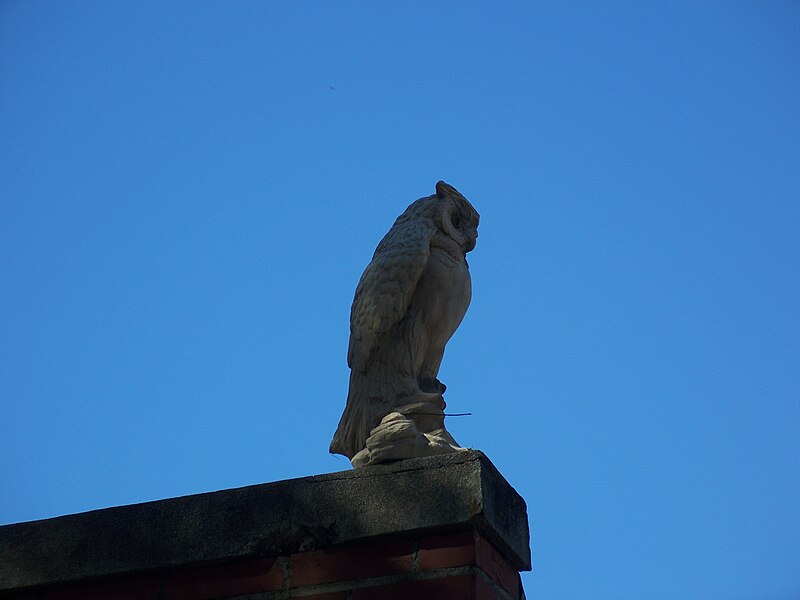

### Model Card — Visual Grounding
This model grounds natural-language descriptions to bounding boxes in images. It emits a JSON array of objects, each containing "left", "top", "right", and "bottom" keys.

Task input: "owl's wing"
[{"left": 348, "top": 215, "right": 435, "bottom": 371}]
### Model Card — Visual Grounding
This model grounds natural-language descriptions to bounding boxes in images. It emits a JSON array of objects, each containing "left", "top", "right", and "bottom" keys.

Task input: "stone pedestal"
[{"left": 0, "top": 451, "right": 530, "bottom": 599}]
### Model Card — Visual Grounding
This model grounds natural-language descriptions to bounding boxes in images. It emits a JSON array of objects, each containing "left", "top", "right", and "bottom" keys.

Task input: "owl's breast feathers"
[{"left": 411, "top": 241, "right": 472, "bottom": 351}]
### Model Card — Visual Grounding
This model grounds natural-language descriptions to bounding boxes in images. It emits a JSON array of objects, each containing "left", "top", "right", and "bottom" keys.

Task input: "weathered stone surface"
[{"left": 0, "top": 451, "right": 529, "bottom": 591}]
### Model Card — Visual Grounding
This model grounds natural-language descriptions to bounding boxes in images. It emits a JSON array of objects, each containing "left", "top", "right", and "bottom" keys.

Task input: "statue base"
[{"left": 351, "top": 396, "right": 466, "bottom": 468}]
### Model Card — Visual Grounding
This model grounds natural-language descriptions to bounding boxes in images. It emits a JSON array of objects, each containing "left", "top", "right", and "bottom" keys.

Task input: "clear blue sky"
[{"left": 2, "top": 2, "right": 799, "bottom": 598}]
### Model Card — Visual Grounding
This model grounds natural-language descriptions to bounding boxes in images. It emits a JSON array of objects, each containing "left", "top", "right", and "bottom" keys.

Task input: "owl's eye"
[{"left": 450, "top": 213, "right": 461, "bottom": 228}]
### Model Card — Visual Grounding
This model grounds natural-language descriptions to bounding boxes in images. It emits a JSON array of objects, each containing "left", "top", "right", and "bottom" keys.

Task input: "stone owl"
[{"left": 330, "top": 181, "right": 480, "bottom": 467}]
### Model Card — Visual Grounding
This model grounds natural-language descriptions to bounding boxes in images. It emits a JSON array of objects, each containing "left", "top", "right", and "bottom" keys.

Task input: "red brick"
[
  {"left": 164, "top": 558, "right": 283, "bottom": 600},
  {"left": 290, "top": 540, "right": 413, "bottom": 588},
  {"left": 42, "top": 573, "right": 162, "bottom": 600},
  {"left": 475, "top": 535, "right": 519, "bottom": 598},
  {"left": 352, "top": 573, "right": 475, "bottom": 599},
  {"left": 476, "top": 573, "right": 501, "bottom": 600},
  {"left": 417, "top": 529, "right": 476, "bottom": 571},
  {"left": 5, "top": 593, "right": 40, "bottom": 600}
]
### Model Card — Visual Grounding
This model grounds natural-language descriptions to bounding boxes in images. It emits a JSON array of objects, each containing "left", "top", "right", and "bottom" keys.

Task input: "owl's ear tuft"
[{"left": 435, "top": 180, "right": 459, "bottom": 198}]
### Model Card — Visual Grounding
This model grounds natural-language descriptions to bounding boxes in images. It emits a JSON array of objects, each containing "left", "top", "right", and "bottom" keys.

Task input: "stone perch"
[{"left": 0, "top": 451, "right": 530, "bottom": 599}]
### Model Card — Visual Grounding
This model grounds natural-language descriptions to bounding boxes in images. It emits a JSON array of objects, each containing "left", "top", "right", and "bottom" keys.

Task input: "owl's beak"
[{"left": 465, "top": 234, "right": 477, "bottom": 252}]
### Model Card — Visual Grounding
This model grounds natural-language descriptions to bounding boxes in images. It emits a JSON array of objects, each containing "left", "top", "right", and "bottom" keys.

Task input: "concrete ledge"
[{"left": 0, "top": 450, "right": 530, "bottom": 591}]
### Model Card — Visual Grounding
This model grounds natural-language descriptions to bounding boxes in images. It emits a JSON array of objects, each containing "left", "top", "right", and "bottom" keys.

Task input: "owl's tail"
[{"left": 330, "top": 369, "right": 370, "bottom": 459}]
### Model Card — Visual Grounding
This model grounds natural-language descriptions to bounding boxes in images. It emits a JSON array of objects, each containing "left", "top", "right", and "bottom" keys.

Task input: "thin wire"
[{"left": 411, "top": 412, "right": 473, "bottom": 417}]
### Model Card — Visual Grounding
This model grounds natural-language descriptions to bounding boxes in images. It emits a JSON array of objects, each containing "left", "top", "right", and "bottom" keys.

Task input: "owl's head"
[{"left": 435, "top": 181, "right": 480, "bottom": 253}]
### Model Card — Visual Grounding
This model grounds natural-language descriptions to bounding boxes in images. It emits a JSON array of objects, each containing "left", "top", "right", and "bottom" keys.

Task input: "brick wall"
[
  {"left": 0, "top": 453, "right": 530, "bottom": 600},
  {"left": 4, "top": 529, "right": 523, "bottom": 600}
]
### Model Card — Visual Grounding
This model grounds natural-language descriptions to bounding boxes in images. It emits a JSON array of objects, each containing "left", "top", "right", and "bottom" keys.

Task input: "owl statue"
[{"left": 330, "top": 181, "right": 480, "bottom": 467}]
